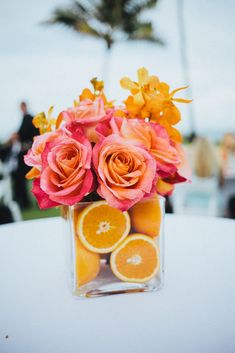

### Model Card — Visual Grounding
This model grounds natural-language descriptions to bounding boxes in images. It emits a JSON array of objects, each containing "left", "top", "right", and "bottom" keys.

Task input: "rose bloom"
[
  {"left": 93, "top": 134, "right": 157, "bottom": 211},
  {"left": 59, "top": 97, "right": 113, "bottom": 143},
  {"left": 32, "top": 127, "right": 93, "bottom": 209},
  {"left": 97, "top": 117, "right": 190, "bottom": 196},
  {"left": 157, "top": 144, "right": 191, "bottom": 195},
  {"left": 24, "top": 131, "right": 62, "bottom": 178},
  {"left": 98, "top": 117, "right": 180, "bottom": 176}
]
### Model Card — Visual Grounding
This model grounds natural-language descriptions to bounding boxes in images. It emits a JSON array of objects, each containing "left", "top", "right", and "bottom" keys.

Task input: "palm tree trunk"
[{"left": 177, "top": 0, "right": 196, "bottom": 135}]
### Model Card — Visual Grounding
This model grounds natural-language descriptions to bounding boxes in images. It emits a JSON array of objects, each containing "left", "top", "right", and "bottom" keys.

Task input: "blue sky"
[{"left": 0, "top": 0, "right": 234, "bottom": 141}]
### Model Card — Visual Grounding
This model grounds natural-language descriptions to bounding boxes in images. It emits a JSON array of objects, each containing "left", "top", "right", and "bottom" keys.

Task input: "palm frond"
[
  {"left": 73, "top": 1, "right": 95, "bottom": 19},
  {"left": 125, "top": 0, "right": 158, "bottom": 15},
  {"left": 46, "top": 8, "right": 81, "bottom": 27},
  {"left": 128, "top": 21, "right": 163, "bottom": 45},
  {"left": 45, "top": 8, "right": 101, "bottom": 38},
  {"left": 45, "top": 0, "right": 163, "bottom": 49}
]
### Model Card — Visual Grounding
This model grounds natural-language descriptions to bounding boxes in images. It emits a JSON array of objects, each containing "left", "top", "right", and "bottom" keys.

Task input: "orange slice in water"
[
  {"left": 129, "top": 196, "right": 162, "bottom": 237},
  {"left": 110, "top": 234, "right": 160, "bottom": 283},
  {"left": 77, "top": 201, "right": 131, "bottom": 254},
  {"left": 74, "top": 236, "right": 100, "bottom": 287}
]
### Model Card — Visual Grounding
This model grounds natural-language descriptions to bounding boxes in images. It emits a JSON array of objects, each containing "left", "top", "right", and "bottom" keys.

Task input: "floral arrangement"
[{"left": 24, "top": 68, "right": 191, "bottom": 211}]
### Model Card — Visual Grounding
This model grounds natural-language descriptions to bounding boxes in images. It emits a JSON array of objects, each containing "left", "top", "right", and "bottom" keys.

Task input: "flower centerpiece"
[{"left": 24, "top": 68, "right": 191, "bottom": 298}]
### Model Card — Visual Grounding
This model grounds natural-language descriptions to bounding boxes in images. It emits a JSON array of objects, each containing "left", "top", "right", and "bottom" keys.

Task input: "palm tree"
[
  {"left": 45, "top": 0, "right": 163, "bottom": 80},
  {"left": 176, "top": 0, "right": 196, "bottom": 136}
]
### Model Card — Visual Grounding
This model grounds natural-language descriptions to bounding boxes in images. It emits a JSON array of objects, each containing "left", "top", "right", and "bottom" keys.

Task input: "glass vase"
[{"left": 65, "top": 195, "right": 165, "bottom": 298}]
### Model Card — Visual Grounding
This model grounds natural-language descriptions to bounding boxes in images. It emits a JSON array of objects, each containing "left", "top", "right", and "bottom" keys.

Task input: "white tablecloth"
[{"left": 0, "top": 215, "right": 235, "bottom": 353}]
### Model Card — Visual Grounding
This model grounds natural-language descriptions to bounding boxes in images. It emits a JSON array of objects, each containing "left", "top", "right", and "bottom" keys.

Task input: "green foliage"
[
  {"left": 23, "top": 181, "right": 60, "bottom": 220},
  {"left": 22, "top": 206, "right": 60, "bottom": 220},
  {"left": 46, "top": 0, "right": 163, "bottom": 49}
]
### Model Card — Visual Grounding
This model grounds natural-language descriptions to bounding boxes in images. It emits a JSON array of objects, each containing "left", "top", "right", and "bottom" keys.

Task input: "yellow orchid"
[
  {"left": 120, "top": 67, "right": 159, "bottom": 118},
  {"left": 33, "top": 106, "right": 57, "bottom": 135},
  {"left": 77, "top": 78, "right": 114, "bottom": 109},
  {"left": 120, "top": 68, "right": 192, "bottom": 137},
  {"left": 78, "top": 78, "right": 104, "bottom": 102},
  {"left": 78, "top": 78, "right": 104, "bottom": 104},
  {"left": 120, "top": 67, "right": 159, "bottom": 95},
  {"left": 90, "top": 77, "right": 104, "bottom": 92}
]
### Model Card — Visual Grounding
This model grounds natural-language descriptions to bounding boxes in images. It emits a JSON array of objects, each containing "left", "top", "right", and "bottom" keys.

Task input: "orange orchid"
[
  {"left": 25, "top": 166, "right": 41, "bottom": 180},
  {"left": 77, "top": 78, "right": 113, "bottom": 109},
  {"left": 79, "top": 88, "right": 95, "bottom": 102},
  {"left": 78, "top": 78, "right": 103, "bottom": 102},
  {"left": 147, "top": 82, "right": 192, "bottom": 125},
  {"left": 120, "top": 67, "right": 192, "bottom": 142}
]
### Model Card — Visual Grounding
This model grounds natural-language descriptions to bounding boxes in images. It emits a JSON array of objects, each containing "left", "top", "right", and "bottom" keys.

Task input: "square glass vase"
[{"left": 65, "top": 195, "right": 165, "bottom": 298}]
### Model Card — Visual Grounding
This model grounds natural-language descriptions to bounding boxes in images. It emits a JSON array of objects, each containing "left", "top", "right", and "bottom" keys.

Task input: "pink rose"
[
  {"left": 24, "top": 131, "right": 62, "bottom": 174},
  {"left": 32, "top": 128, "right": 93, "bottom": 208},
  {"left": 175, "top": 144, "right": 191, "bottom": 181},
  {"left": 93, "top": 134, "right": 157, "bottom": 211},
  {"left": 162, "top": 144, "right": 191, "bottom": 185},
  {"left": 156, "top": 145, "right": 191, "bottom": 196},
  {"left": 59, "top": 97, "right": 113, "bottom": 143}
]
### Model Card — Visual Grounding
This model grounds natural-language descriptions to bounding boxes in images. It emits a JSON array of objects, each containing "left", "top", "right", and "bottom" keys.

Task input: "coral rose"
[
  {"left": 98, "top": 117, "right": 181, "bottom": 178},
  {"left": 59, "top": 97, "right": 113, "bottom": 143},
  {"left": 24, "top": 131, "right": 62, "bottom": 177},
  {"left": 32, "top": 128, "right": 93, "bottom": 208},
  {"left": 156, "top": 145, "right": 191, "bottom": 196},
  {"left": 93, "top": 134, "right": 157, "bottom": 211}
]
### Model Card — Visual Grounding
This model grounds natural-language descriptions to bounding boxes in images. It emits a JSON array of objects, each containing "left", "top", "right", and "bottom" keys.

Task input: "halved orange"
[
  {"left": 110, "top": 234, "right": 160, "bottom": 283},
  {"left": 74, "top": 235, "right": 100, "bottom": 287},
  {"left": 77, "top": 201, "right": 131, "bottom": 254},
  {"left": 129, "top": 196, "right": 162, "bottom": 237}
]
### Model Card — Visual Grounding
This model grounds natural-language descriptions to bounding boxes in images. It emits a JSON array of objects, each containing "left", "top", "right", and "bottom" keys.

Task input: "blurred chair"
[
  {"left": 172, "top": 176, "right": 219, "bottom": 217},
  {"left": 172, "top": 137, "right": 221, "bottom": 217},
  {"left": 0, "top": 161, "right": 22, "bottom": 222}
]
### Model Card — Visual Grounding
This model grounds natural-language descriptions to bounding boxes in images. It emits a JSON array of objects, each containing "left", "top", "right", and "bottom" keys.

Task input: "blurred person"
[
  {"left": 10, "top": 102, "right": 38, "bottom": 209},
  {"left": 188, "top": 132, "right": 197, "bottom": 144},
  {"left": 184, "top": 132, "right": 197, "bottom": 168},
  {"left": 193, "top": 137, "right": 220, "bottom": 179},
  {"left": 220, "top": 133, "right": 235, "bottom": 216},
  {"left": 220, "top": 133, "right": 235, "bottom": 179}
]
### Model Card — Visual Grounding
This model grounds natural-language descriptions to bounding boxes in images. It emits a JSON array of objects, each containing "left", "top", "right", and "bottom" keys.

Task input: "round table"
[{"left": 0, "top": 215, "right": 235, "bottom": 353}]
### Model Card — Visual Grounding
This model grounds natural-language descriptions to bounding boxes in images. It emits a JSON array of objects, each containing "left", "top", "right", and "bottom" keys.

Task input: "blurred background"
[{"left": 0, "top": 0, "right": 235, "bottom": 223}]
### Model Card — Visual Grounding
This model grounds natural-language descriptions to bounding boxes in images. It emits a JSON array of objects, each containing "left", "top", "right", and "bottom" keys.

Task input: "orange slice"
[
  {"left": 110, "top": 234, "right": 160, "bottom": 283},
  {"left": 74, "top": 236, "right": 100, "bottom": 287},
  {"left": 129, "top": 196, "right": 162, "bottom": 237},
  {"left": 77, "top": 201, "right": 131, "bottom": 254}
]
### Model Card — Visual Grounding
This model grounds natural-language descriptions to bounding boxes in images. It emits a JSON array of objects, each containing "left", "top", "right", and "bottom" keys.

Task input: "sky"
[{"left": 0, "top": 0, "right": 235, "bottom": 141}]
